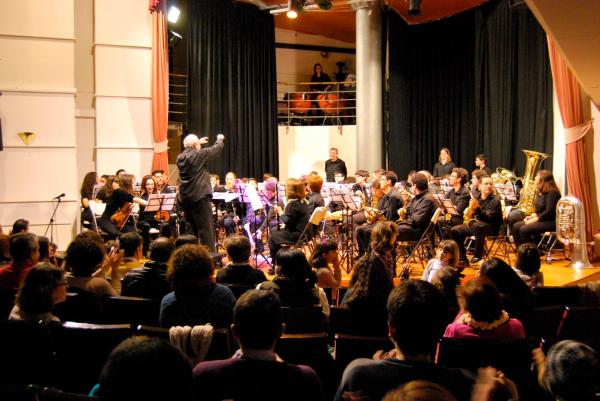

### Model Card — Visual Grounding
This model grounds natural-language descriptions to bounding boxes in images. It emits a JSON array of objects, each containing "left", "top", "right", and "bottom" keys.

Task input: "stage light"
[
  {"left": 168, "top": 30, "right": 183, "bottom": 47},
  {"left": 318, "top": 0, "right": 332, "bottom": 10},
  {"left": 408, "top": 0, "right": 421, "bottom": 16},
  {"left": 287, "top": 0, "right": 298, "bottom": 19},
  {"left": 167, "top": 6, "right": 181, "bottom": 23}
]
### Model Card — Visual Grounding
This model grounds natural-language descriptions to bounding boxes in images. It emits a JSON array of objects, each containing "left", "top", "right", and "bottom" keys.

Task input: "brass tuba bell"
[
  {"left": 495, "top": 167, "right": 517, "bottom": 184},
  {"left": 517, "top": 149, "right": 550, "bottom": 216},
  {"left": 556, "top": 196, "right": 592, "bottom": 269}
]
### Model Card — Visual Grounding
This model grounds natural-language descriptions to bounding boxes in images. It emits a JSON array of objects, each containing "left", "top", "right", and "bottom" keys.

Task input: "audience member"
[
  {"left": 9, "top": 262, "right": 67, "bottom": 323},
  {"left": 479, "top": 258, "right": 534, "bottom": 326},
  {"left": 121, "top": 236, "right": 174, "bottom": 302},
  {"left": 382, "top": 380, "right": 457, "bottom": 401},
  {"left": 11, "top": 219, "right": 29, "bottom": 235},
  {"left": 0, "top": 233, "right": 12, "bottom": 265},
  {"left": 271, "top": 248, "right": 320, "bottom": 309},
  {"left": 113, "top": 232, "right": 146, "bottom": 277},
  {"left": 341, "top": 253, "right": 393, "bottom": 312},
  {"left": 514, "top": 243, "right": 543, "bottom": 289},
  {"left": 216, "top": 235, "right": 266, "bottom": 288},
  {"left": 0, "top": 233, "right": 39, "bottom": 290},
  {"left": 175, "top": 234, "right": 199, "bottom": 248},
  {"left": 335, "top": 280, "right": 475, "bottom": 401},
  {"left": 421, "top": 240, "right": 460, "bottom": 283},
  {"left": 159, "top": 244, "right": 235, "bottom": 328},
  {"left": 309, "top": 240, "right": 341, "bottom": 290},
  {"left": 65, "top": 236, "right": 118, "bottom": 297},
  {"left": 192, "top": 290, "right": 324, "bottom": 401},
  {"left": 37, "top": 236, "right": 58, "bottom": 266},
  {"left": 95, "top": 336, "right": 192, "bottom": 401},
  {"left": 444, "top": 276, "right": 525, "bottom": 339},
  {"left": 533, "top": 340, "right": 600, "bottom": 401}
]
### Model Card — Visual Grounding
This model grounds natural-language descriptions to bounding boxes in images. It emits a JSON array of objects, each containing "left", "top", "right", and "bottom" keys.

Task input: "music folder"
[
  {"left": 211, "top": 192, "right": 240, "bottom": 203},
  {"left": 329, "top": 187, "right": 359, "bottom": 211}
]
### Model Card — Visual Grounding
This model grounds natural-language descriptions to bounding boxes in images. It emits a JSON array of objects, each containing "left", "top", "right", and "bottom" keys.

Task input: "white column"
[{"left": 355, "top": 0, "right": 383, "bottom": 172}]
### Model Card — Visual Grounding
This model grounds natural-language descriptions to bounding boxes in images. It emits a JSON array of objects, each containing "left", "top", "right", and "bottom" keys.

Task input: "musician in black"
[
  {"left": 355, "top": 171, "right": 403, "bottom": 255},
  {"left": 395, "top": 172, "right": 437, "bottom": 242},
  {"left": 437, "top": 167, "right": 470, "bottom": 240},
  {"left": 470, "top": 169, "right": 488, "bottom": 200},
  {"left": 152, "top": 169, "right": 174, "bottom": 194},
  {"left": 432, "top": 148, "right": 456, "bottom": 178},
  {"left": 257, "top": 178, "right": 285, "bottom": 232},
  {"left": 220, "top": 172, "right": 249, "bottom": 236},
  {"left": 451, "top": 176, "right": 502, "bottom": 264},
  {"left": 510, "top": 170, "right": 561, "bottom": 247},
  {"left": 325, "top": 147, "right": 347, "bottom": 182},
  {"left": 97, "top": 174, "right": 147, "bottom": 239},
  {"left": 474, "top": 153, "right": 492, "bottom": 176},
  {"left": 176, "top": 133, "right": 225, "bottom": 251},
  {"left": 268, "top": 178, "right": 310, "bottom": 263}
]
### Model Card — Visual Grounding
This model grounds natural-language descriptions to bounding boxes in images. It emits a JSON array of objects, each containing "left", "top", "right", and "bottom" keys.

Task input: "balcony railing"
[{"left": 277, "top": 81, "right": 356, "bottom": 126}]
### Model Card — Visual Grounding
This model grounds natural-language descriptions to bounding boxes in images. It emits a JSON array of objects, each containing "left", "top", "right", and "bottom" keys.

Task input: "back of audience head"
[
  {"left": 9, "top": 233, "right": 39, "bottom": 267},
  {"left": 175, "top": 234, "right": 199, "bottom": 248},
  {"left": 65, "top": 235, "right": 105, "bottom": 277},
  {"left": 11, "top": 219, "right": 29, "bottom": 235},
  {"left": 479, "top": 258, "right": 532, "bottom": 301},
  {"left": 75, "top": 230, "right": 104, "bottom": 246},
  {"left": 37, "top": 236, "right": 51, "bottom": 263},
  {"left": 149, "top": 237, "right": 174, "bottom": 263},
  {"left": 223, "top": 234, "right": 251, "bottom": 264},
  {"left": 382, "top": 380, "right": 457, "bottom": 401},
  {"left": 119, "top": 232, "right": 143, "bottom": 258},
  {"left": 544, "top": 340, "right": 600, "bottom": 401},
  {"left": 307, "top": 174, "right": 323, "bottom": 193},
  {"left": 276, "top": 248, "right": 315, "bottom": 284},
  {"left": 233, "top": 289, "right": 283, "bottom": 351},
  {"left": 459, "top": 276, "right": 503, "bottom": 323},
  {"left": 516, "top": 243, "right": 541, "bottom": 276},
  {"left": 345, "top": 253, "right": 393, "bottom": 310},
  {"left": 370, "top": 221, "right": 398, "bottom": 254},
  {"left": 0, "top": 233, "right": 12, "bottom": 263},
  {"left": 387, "top": 280, "right": 448, "bottom": 358},
  {"left": 99, "top": 336, "right": 192, "bottom": 401},
  {"left": 168, "top": 244, "right": 213, "bottom": 295},
  {"left": 16, "top": 262, "right": 66, "bottom": 316},
  {"left": 309, "top": 239, "right": 338, "bottom": 269},
  {"left": 411, "top": 173, "right": 429, "bottom": 191}
]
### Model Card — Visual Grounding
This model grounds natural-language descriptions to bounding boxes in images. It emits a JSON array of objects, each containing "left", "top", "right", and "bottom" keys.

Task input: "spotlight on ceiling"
[
  {"left": 167, "top": 5, "right": 181, "bottom": 23},
  {"left": 287, "top": 0, "right": 298, "bottom": 19},
  {"left": 168, "top": 30, "right": 183, "bottom": 47},
  {"left": 408, "top": 0, "right": 421, "bottom": 16}
]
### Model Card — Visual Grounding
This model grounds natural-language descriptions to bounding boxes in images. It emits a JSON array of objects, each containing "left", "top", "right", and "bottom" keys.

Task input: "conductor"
[{"left": 177, "top": 133, "right": 225, "bottom": 251}]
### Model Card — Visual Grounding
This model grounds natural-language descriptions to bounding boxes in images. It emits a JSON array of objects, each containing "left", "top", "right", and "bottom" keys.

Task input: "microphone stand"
[{"left": 44, "top": 196, "right": 62, "bottom": 244}]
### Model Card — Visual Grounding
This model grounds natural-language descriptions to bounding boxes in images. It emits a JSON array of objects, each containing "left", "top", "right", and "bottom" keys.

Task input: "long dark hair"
[
  {"left": 80, "top": 171, "right": 97, "bottom": 199},
  {"left": 345, "top": 254, "right": 393, "bottom": 310},
  {"left": 309, "top": 240, "right": 337, "bottom": 269},
  {"left": 16, "top": 263, "right": 64, "bottom": 315},
  {"left": 537, "top": 170, "right": 560, "bottom": 194},
  {"left": 312, "top": 63, "right": 323, "bottom": 78}
]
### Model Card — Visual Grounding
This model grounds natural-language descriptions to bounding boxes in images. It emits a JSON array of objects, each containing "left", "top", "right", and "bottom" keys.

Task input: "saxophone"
[{"left": 556, "top": 196, "right": 592, "bottom": 269}]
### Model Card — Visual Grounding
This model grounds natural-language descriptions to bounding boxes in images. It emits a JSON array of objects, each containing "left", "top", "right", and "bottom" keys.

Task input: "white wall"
[
  {"left": 278, "top": 125, "right": 357, "bottom": 181},
  {"left": 590, "top": 101, "right": 600, "bottom": 230},
  {"left": 94, "top": 0, "right": 153, "bottom": 180},
  {"left": 0, "top": 0, "right": 78, "bottom": 246}
]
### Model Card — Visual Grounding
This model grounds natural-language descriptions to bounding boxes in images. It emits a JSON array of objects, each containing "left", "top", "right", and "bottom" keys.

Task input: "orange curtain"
[
  {"left": 150, "top": 0, "right": 169, "bottom": 172},
  {"left": 547, "top": 36, "right": 594, "bottom": 258}
]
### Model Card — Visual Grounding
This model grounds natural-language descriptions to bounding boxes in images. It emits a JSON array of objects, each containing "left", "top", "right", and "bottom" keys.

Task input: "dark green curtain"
[
  {"left": 187, "top": 0, "right": 278, "bottom": 179},
  {"left": 386, "top": 0, "right": 553, "bottom": 178}
]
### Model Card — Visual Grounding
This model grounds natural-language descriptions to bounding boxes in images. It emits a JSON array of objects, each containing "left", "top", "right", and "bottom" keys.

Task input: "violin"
[
  {"left": 154, "top": 210, "right": 170, "bottom": 223},
  {"left": 111, "top": 202, "right": 133, "bottom": 230}
]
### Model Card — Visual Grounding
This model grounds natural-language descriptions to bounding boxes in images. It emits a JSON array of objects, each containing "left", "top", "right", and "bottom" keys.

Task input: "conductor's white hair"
[{"left": 183, "top": 134, "right": 199, "bottom": 148}]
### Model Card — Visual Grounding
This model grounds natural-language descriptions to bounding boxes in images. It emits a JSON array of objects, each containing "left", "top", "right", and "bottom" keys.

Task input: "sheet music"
[
  {"left": 212, "top": 192, "right": 241, "bottom": 203},
  {"left": 144, "top": 193, "right": 177, "bottom": 212}
]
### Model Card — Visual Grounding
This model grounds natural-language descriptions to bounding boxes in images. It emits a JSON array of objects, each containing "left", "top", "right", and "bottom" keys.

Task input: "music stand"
[
  {"left": 144, "top": 193, "right": 176, "bottom": 214},
  {"left": 329, "top": 186, "right": 359, "bottom": 273},
  {"left": 494, "top": 183, "right": 517, "bottom": 203},
  {"left": 238, "top": 185, "right": 271, "bottom": 267},
  {"left": 211, "top": 192, "right": 240, "bottom": 250}
]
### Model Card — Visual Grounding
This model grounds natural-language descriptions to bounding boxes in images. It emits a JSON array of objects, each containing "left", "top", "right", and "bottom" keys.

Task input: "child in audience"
[
  {"left": 421, "top": 240, "right": 460, "bottom": 283},
  {"left": 309, "top": 239, "right": 341, "bottom": 290},
  {"left": 9, "top": 262, "right": 67, "bottom": 323},
  {"left": 514, "top": 243, "right": 543, "bottom": 289}
]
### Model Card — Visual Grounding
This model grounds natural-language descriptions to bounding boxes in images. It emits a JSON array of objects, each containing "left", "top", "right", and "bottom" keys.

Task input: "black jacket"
[
  {"left": 176, "top": 138, "right": 224, "bottom": 205},
  {"left": 121, "top": 261, "right": 170, "bottom": 302}
]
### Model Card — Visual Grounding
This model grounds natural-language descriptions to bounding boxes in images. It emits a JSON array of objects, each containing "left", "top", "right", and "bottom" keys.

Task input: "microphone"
[{"left": 53, "top": 193, "right": 66, "bottom": 200}]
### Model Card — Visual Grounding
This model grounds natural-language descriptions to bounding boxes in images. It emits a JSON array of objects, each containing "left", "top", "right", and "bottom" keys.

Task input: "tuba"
[
  {"left": 556, "top": 196, "right": 592, "bottom": 269},
  {"left": 516, "top": 149, "right": 550, "bottom": 215}
]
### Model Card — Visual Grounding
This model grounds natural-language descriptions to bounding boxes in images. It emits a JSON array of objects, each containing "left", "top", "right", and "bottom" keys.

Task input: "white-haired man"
[{"left": 176, "top": 132, "right": 225, "bottom": 251}]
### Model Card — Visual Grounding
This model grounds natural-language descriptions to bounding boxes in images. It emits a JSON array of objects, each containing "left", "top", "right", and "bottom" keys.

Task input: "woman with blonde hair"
[
  {"left": 433, "top": 148, "right": 456, "bottom": 178},
  {"left": 267, "top": 178, "right": 309, "bottom": 272}
]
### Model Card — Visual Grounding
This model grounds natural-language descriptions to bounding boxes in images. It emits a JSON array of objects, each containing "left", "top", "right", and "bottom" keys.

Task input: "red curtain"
[
  {"left": 150, "top": 0, "right": 169, "bottom": 172},
  {"left": 547, "top": 36, "right": 595, "bottom": 259}
]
